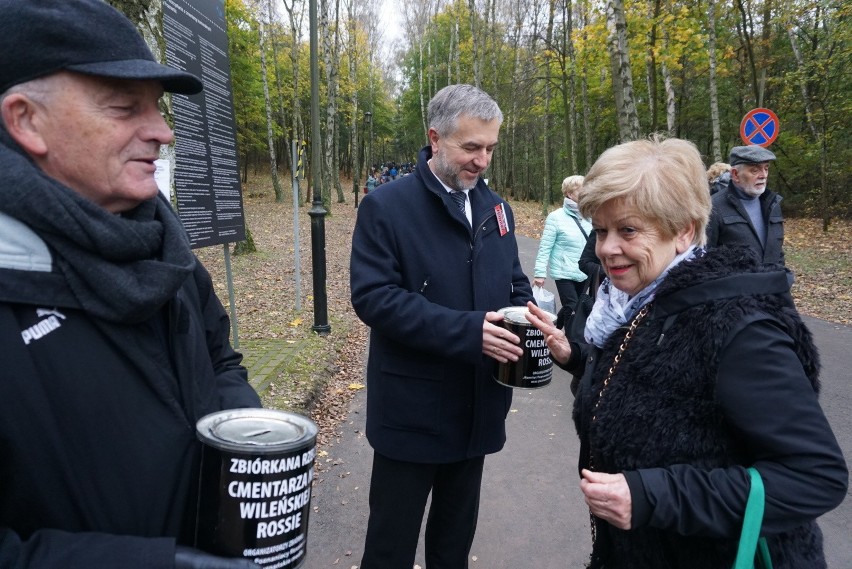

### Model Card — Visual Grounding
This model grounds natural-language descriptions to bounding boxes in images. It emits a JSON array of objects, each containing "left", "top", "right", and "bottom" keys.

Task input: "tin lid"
[
  {"left": 497, "top": 306, "right": 556, "bottom": 325},
  {"left": 196, "top": 408, "right": 318, "bottom": 453}
]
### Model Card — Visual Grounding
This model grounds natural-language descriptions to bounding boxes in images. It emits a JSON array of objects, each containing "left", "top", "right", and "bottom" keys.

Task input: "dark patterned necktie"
[{"left": 450, "top": 191, "right": 466, "bottom": 214}]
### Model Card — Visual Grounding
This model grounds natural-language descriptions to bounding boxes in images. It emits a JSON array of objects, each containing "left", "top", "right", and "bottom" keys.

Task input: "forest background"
[
  {"left": 105, "top": 0, "right": 850, "bottom": 427},
  {"left": 114, "top": 0, "right": 849, "bottom": 223}
]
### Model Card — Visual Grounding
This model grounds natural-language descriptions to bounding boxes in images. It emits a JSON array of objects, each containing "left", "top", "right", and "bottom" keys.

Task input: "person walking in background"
[
  {"left": 0, "top": 1, "right": 261, "bottom": 567},
  {"left": 365, "top": 170, "right": 377, "bottom": 193},
  {"left": 533, "top": 175, "right": 592, "bottom": 313},
  {"left": 350, "top": 84, "right": 533, "bottom": 569},
  {"left": 526, "top": 136, "right": 847, "bottom": 568},
  {"left": 706, "top": 145, "right": 792, "bottom": 283},
  {"left": 706, "top": 161, "right": 731, "bottom": 195}
]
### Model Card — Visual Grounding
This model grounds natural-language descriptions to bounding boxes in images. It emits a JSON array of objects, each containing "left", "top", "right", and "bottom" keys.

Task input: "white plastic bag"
[{"left": 532, "top": 285, "right": 556, "bottom": 315}]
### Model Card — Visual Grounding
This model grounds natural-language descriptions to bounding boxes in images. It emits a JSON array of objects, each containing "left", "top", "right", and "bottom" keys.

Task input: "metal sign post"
[{"left": 291, "top": 140, "right": 302, "bottom": 311}]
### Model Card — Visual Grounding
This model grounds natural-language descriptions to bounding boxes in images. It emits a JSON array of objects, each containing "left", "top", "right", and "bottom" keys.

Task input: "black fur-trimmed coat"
[{"left": 567, "top": 246, "right": 847, "bottom": 569}]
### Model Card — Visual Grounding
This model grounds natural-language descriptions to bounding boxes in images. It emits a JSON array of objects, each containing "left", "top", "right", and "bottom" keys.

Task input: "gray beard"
[
  {"left": 431, "top": 153, "right": 477, "bottom": 191},
  {"left": 741, "top": 185, "right": 765, "bottom": 198}
]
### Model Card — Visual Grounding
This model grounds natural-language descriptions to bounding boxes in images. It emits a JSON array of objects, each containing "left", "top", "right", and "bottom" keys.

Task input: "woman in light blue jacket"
[{"left": 533, "top": 175, "right": 592, "bottom": 311}]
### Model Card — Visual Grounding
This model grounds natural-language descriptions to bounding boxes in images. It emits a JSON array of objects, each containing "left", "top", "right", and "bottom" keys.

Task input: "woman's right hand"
[
  {"left": 525, "top": 301, "right": 572, "bottom": 364},
  {"left": 533, "top": 277, "right": 545, "bottom": 287}
]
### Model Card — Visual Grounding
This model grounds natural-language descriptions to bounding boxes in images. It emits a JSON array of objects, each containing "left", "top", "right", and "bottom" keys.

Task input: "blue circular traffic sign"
[{"left": 740, "top": 108, "right": 780, "bottom": 147}]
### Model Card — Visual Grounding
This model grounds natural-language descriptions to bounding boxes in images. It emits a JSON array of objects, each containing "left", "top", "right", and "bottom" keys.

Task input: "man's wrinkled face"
[
  {"left": 732, "top": 162, "right": 770, "bottom": 197},
  {"left": 31, "top": 72, "right": 174, "bottom": 213},
  {"left": 428, "top": 115, "right": 500, "bottom": 191}
]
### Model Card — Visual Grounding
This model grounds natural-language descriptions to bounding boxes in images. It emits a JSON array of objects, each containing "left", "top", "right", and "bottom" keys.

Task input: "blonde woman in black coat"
[{"left": 526, "top": 136, "right": 847, "bottom": 569}]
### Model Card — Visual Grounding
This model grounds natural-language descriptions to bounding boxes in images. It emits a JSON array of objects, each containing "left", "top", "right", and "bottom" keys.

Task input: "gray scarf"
[{"left": 0, "top": 126, "right": 195, "bottom": 323}]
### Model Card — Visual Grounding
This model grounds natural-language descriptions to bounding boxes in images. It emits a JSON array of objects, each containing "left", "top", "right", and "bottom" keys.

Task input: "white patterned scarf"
[{"left": 584, "top": 246, "right": 699, "bottom": 347}]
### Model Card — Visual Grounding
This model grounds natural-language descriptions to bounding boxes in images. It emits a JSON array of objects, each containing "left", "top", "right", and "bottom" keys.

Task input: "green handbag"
[{"left": 733, "top": 467, "right": 774, "bottom": 569}]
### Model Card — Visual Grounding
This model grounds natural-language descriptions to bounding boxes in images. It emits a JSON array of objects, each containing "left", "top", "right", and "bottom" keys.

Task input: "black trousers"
[
  {"left": 554, "top": 278, "right": 585, "bottom": 310},
  {"left": 360, "top": 452, "right": 485, "bottom": 569}
]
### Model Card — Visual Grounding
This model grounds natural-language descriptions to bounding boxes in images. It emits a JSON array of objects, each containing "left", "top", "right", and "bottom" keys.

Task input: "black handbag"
[{"left": 561, "top": 264, "right": 601, "bottom": 342}]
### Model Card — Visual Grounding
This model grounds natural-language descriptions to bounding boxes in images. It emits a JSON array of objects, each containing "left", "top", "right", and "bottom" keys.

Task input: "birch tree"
[
  {"left": 605, "top": 0, "right": 640, "bottom": 141},
  {"left": 320, "top": 0, "right": 343, "bottom": 204},
  {"left": 707, "top": 0, "right": 722, "bottom": 161},
  {"left": 346, "top": 0, "right": 361, "bottom": 204},
  {"left": 468, "top": 0, "right": 483, "bottom": 87},
  {"left": 257, "top": 12, "right": 284, "bottom": 201},
  {"left": 279, "top": 0, "right": 305, "bottom": 200},
  {"left": 542, "top": 0, "right": 556, "bottom": 213}
]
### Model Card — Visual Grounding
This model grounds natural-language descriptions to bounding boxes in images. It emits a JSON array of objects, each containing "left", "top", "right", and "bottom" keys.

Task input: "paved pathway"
[
  {"left": 234, "top": 235, "right": 850, "bottom": 567},
  {"left": 240, "top": 338, "right": 313, "bottom": 394},
  {"left": 297, "top": 234, "right": 851, "bottom": 568}
]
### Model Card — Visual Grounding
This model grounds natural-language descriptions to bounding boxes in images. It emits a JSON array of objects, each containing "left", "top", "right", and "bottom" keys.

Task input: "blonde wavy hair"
[
  {"left": 561, "top": 175, "right": 585, "bottom": 198},
  {"left": 579, "top": 135, "right": 711, "bottom": 246},
  {"left": 706, "top": 161, "right": 731, "bottom": 183}
]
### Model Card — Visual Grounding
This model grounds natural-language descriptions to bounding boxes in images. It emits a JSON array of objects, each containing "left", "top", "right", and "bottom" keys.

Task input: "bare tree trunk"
[
  {"left": 403, "top": 1, "right": 435, "bottom": 139},
  {"left": 488, "top": 0, "right": 501, "bottom": 190},
  {"left": 542, "top": 0, "right": 555, "bottom": 214},
  {"left": 757, "top": 0, "right": 772, "bottom": 107},
  {"left": 661, "top": 52, "right": 676, "bottom": 135},
  {"left": 280, "top": 0, "right": 305, "bottom": 201},
  {"left": 559, "top": 0, "right": 578, "bottom": 174},
  {"left": 606, "top": 0, "right": 641, "bottom": 141},
  {"left": 266, "top": 0, "right": 288, "bottom": 175},
  {"left": 735, "top": 0, "right": 761, "bottom": 106},
  {"left": 788, "top": 26, "right": 829, "bottom": 230},
  {"left": 258, "top": 19, "right": 283, "bottom": 201},
  {"left": 708, "top": 0, "right": 721, "bottom": 161},
  {"left": 332, "top": 0, "right": 344, "bottom": 203},
  {"left": 645, "top": 0, "right": 661, "bottom": 132},
  {"left": 419, "top": 39, "right": 427, "bottom": 138},
  {"left": 579, "top": 0, "right": 593, "bottom": 169},
  {"left": 448, "top": 22, "right": 455, "bottom": 85},
  {"left": 468, "top": 0, "right": 482, "bottom": 88},
  {"left": 348, "top": 0, "right": 360, "bottom": 205},
  {"left": 320, "top": 0, "right": 343, "bottom": 205},
  {"left": 508, "top": 0, "right": 525, "bottom": 194}
]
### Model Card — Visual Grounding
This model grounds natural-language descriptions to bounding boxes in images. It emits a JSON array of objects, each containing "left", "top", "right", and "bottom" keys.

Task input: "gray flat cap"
[{"left": 729, "top": 145, "right": 776, "bottom": 166}]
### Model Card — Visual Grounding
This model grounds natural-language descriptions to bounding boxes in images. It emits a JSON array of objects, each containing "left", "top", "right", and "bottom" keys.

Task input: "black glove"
[{"left": 174, "top": 545, "right": 262, "bottom": 569}]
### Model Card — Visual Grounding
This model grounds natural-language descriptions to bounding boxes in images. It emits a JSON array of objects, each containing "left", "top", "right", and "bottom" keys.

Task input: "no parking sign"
[{"left": 740, "top": 108, "right": 780, "bottom": 147}]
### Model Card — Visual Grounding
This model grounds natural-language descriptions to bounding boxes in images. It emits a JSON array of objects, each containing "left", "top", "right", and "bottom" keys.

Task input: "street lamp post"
[{"left": 308, "top": 0, "right": 330, "bottom": 336}]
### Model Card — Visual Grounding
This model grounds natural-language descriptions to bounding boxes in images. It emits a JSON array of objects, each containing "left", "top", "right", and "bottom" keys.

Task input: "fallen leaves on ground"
[{"left": 197, "top": 182, "right": 851, "bottom": 468}]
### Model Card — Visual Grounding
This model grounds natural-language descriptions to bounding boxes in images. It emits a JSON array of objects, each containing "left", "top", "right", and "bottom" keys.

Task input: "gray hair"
[
  {"left": 0, "top": 75, "right": 57, "bottom": 116},
  {"left": 427, "top": 84, "right": 503, "bottom": 137}
]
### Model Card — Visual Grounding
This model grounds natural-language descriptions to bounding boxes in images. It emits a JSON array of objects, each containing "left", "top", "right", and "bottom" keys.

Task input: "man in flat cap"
[
  {"left": 706, "top": 145, "right": 792, "bottom": 281},
  {"left": 0, "top": 1, "right": 260, "bottom": 567}
]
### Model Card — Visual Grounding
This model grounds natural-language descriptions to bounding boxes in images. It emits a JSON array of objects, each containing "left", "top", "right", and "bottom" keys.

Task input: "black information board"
[{"left": 163, "top": 0, "right": 246, "bottom": 248}]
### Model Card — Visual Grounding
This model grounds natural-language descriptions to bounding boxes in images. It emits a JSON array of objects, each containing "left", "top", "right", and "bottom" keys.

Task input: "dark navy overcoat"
[{"left": 350, "top": 146, "right": 533, "bottom": 463}]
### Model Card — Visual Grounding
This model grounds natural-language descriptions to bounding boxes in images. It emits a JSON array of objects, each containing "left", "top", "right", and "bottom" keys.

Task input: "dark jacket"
[
  {"left": 0, "top": 212, "right": 261, "bottom": 568},
  {"left": 563, "top": 246, "right": 847, "bottom": 569},
  {"left": 706, "top": 179, "right": 786, "bottom": 270},
  {"left": 578, "top": 231, "right": 601, "bottom": 288},
  {"left": 350, "top": 145, "right": 533, "bottom": 463}
]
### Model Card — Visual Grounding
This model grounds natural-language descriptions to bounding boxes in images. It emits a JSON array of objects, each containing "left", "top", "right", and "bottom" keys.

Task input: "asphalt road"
[{"left": 301, "top": 235, "right": 851, "bottom": 568}]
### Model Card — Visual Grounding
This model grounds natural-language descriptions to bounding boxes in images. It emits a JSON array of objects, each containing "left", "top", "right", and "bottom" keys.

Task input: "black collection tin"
[
  {"left": 195, "top": 409, "right": 318, "bottom": 569},
  {"left": 495, "top": 306, "right": 556, "bottom": 389}
]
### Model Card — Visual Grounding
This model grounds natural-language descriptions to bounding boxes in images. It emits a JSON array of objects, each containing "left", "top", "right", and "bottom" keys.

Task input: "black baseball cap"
[{"left": 0, "top": 0, "right": 202, "bottom": 95}]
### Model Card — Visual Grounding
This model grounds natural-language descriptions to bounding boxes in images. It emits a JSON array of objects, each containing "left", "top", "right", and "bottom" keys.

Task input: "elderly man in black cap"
[
  {"left": 706, "top": 145, "right": 792, "bottom": 281},
  {"left": 0, "top": 1, "right": 261, "bottom": 568}
]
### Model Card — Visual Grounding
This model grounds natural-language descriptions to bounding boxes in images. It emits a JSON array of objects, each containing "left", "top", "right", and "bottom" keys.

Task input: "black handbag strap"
[
  {"left": 568, "top": 211, "right": 589, "bottom": 239},
  {"left": 582, "top": 264, "right": 602, "bottom": 296}
]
